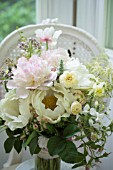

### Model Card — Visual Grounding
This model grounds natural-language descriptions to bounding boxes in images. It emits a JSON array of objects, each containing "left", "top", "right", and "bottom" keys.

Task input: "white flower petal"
[{"left": 16, "top": 88, "right": 29, "bottom": 99}]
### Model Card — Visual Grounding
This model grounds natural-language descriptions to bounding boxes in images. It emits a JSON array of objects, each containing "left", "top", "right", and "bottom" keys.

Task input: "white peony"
[
  {"left": 0, "top": 90, "right": 32, "bottom": 130},
  {"left": 31, "top": 86, "right": 73, "bottom": 124}
]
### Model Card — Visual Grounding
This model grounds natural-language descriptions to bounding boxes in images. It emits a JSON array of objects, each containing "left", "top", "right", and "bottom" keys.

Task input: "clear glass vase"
[{"left": 35, "top": 149, "right": 61, "bottom": 170}]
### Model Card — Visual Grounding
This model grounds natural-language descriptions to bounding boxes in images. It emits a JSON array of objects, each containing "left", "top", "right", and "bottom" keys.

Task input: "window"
[{"left": 0, "top": 0, "right": 36, "bottom": 42}]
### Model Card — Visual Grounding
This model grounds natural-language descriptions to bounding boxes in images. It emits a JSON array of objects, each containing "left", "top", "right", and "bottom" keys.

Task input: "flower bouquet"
[{"left": 0, "top": 26, "right": 113, "bottom": 170}]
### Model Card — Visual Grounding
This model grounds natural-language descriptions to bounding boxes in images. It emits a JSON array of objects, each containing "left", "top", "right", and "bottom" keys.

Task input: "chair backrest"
[
  {"left": 0, "top": 23, "right": 103, "bottom": 167},
  {"left": 0, "top": 23, "right": 103, "bottom": 66}
]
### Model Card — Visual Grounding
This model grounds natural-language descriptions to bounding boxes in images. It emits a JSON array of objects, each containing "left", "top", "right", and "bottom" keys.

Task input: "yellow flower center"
[
  {"left": 95, "top": 88, "right": 103, "bottom": 96},
  {"left": 42, "top": 95, "right": 57, "bottom": 110},
  {"left": 65, "top": 75, "right": 73, "bottom": 82}
]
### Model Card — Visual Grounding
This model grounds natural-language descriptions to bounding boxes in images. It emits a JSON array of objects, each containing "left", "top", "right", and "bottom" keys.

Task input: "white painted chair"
[{"left": 0, "top": 20, "right": 103, "bottom": 168}]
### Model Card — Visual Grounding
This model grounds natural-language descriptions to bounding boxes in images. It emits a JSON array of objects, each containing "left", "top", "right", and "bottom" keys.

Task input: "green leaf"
[
  {"left": 25, "top": 131, "right": 37, "bottom": 146},
  {"left": 59, "top": 141, "right": 78, "bottom": 163},
  {"left": 46, "top": 124, "right": 55, "bottom": 134},
  {"left": 14, "top": 129, "right": 22, "bottom": 135},
  {"left": 85, "top": 141, "right": 100, "bottom": 150},
  {"left": 29, "top": 137, "right": 41, "bottom": 155},
  {"left": 4, "top": 137, "right": 15, "bottom": 153},
  {"left": 109, "top": 121, "right": 113, "bottom": 132},
  {"left": 47, "top": 136, "right": 66, "bottom": 156},
  {"left": 63, "top": 124, "right": 79, "bottom": 138},
  {"left": 6, "top": 128, "right": 13, "bottom": 137},
  {"left": 14, "top": 139, "right": 23, "bottom": 153},
  {"left": 97, "top": 152, "right": 111, "bottom": 159}
]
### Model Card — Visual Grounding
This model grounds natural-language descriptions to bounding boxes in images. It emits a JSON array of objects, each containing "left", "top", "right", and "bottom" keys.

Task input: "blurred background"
[
  {"left": 0, "top": 0, "right": 113, "bottom": 49},
  {"left": 0, "top": 0, "right": 113, "bottom": 170}
]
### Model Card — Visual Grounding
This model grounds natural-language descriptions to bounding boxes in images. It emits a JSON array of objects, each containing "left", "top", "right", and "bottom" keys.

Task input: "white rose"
[{"left": 0, "top": 90, "right": 32, "bottom": 131}]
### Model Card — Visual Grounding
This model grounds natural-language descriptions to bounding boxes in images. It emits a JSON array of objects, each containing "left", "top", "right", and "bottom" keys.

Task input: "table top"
[{"left": 1, "top": 164, "right": 19, "bottom": 170}]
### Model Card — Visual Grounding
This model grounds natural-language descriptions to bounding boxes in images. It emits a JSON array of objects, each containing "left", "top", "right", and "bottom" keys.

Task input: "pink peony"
[
  {"left": 7, "top": 55, "right": 57, "bottom": 98},
  {"left": 41, "top": 48, "right": 70, "bottom": 69}
]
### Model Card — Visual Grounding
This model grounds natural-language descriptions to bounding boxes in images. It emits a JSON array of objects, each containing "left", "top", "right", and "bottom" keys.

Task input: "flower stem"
[
  {"left": 46, "top": 41, "right": 48, "bottom": 50},
  {"left": 85, "top": 165, "right": 90, "bottom": 170},
  {"left": 36, "top": 156, "right": 61, "bottom": 170}
]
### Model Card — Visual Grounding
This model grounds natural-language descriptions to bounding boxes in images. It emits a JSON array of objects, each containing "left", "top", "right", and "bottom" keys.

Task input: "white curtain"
[
  {"left": 36, "top": 0, "right": 73, "bottom": 25},
  {"left": 76, "top": 0, "right": 105, "bottom": 46}
]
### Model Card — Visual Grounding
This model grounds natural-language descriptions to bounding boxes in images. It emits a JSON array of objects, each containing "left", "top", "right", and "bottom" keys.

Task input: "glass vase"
[{"left": 35, "top": 149, "right": 61, "bottom": 170}]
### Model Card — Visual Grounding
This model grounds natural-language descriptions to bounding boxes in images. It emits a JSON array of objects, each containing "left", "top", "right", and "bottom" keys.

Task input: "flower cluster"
[{"left": 0, "top": 26, "right": 113, "bottom": 169}]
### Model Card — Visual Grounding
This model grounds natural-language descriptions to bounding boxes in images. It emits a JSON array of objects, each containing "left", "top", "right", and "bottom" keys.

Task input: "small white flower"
[
  {"left": 35, "top": 27, "right": 62, "bottom": 47},
  {"left": 83, "top": 104, "right": 90, "bottom": 113},
  {"left": 95, "top": 101, "right": 99, "bottom": 108},
  {"left": 89, "top": 119, "right": 100, "bottom": 130},
  {"left": 95, "top": 112, "right": 104, "bottom": 122},
  {"left": 93, "top": 82, "right": 105, "bottom": 97},
  {"left": 59, "top": 71, "right": 78, "bottom": 88},
  {"left": 90, "top": 108, "right": 97, "bottom": 116}
]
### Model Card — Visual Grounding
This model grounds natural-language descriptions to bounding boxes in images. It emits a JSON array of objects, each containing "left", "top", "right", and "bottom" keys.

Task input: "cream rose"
[
  {"left": 71, "top": 101, "right": 82, "bottom": 115},
  {"left": 59, "top": 71, "right": 78, "bottom": 88}
]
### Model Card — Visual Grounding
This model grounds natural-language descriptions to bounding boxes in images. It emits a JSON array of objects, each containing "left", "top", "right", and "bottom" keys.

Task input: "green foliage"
[
  {"left": 63, "top": 124, "right": 79, "bottom": 138},
  {"left": 58, "top": 60, "right": 64, "bottom": 76},
  {"left": 60, "top": 140, "right": 84, "bottom": 164},
  {"left": 29, "top": 137, "right": 41, "bottom": 155},
  {"left": 48, "top": 135, "right": 84, "bottom": 165},
  {"left": 25, "top": 131, "right": 37, "bottom": 146},
  {"left": 14, "top": 140, "right": 23, "bottom": 153},
  {"left": 47, "top": 136, "right": 66, "bottom": 156},
  {"left": 109, "top": 121, "right": 113, "bottom": 132},
  {"left": 4, "top": 137, "right": 16, "bottom": 153},
  {"left": 0, "top": 0, "right": 35, "bottom": 41}
]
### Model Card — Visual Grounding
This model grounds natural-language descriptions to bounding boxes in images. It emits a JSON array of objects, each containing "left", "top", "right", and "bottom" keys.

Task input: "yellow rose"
[{"left": 71, "top": 101, "right": 82, "bottom": 115}]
